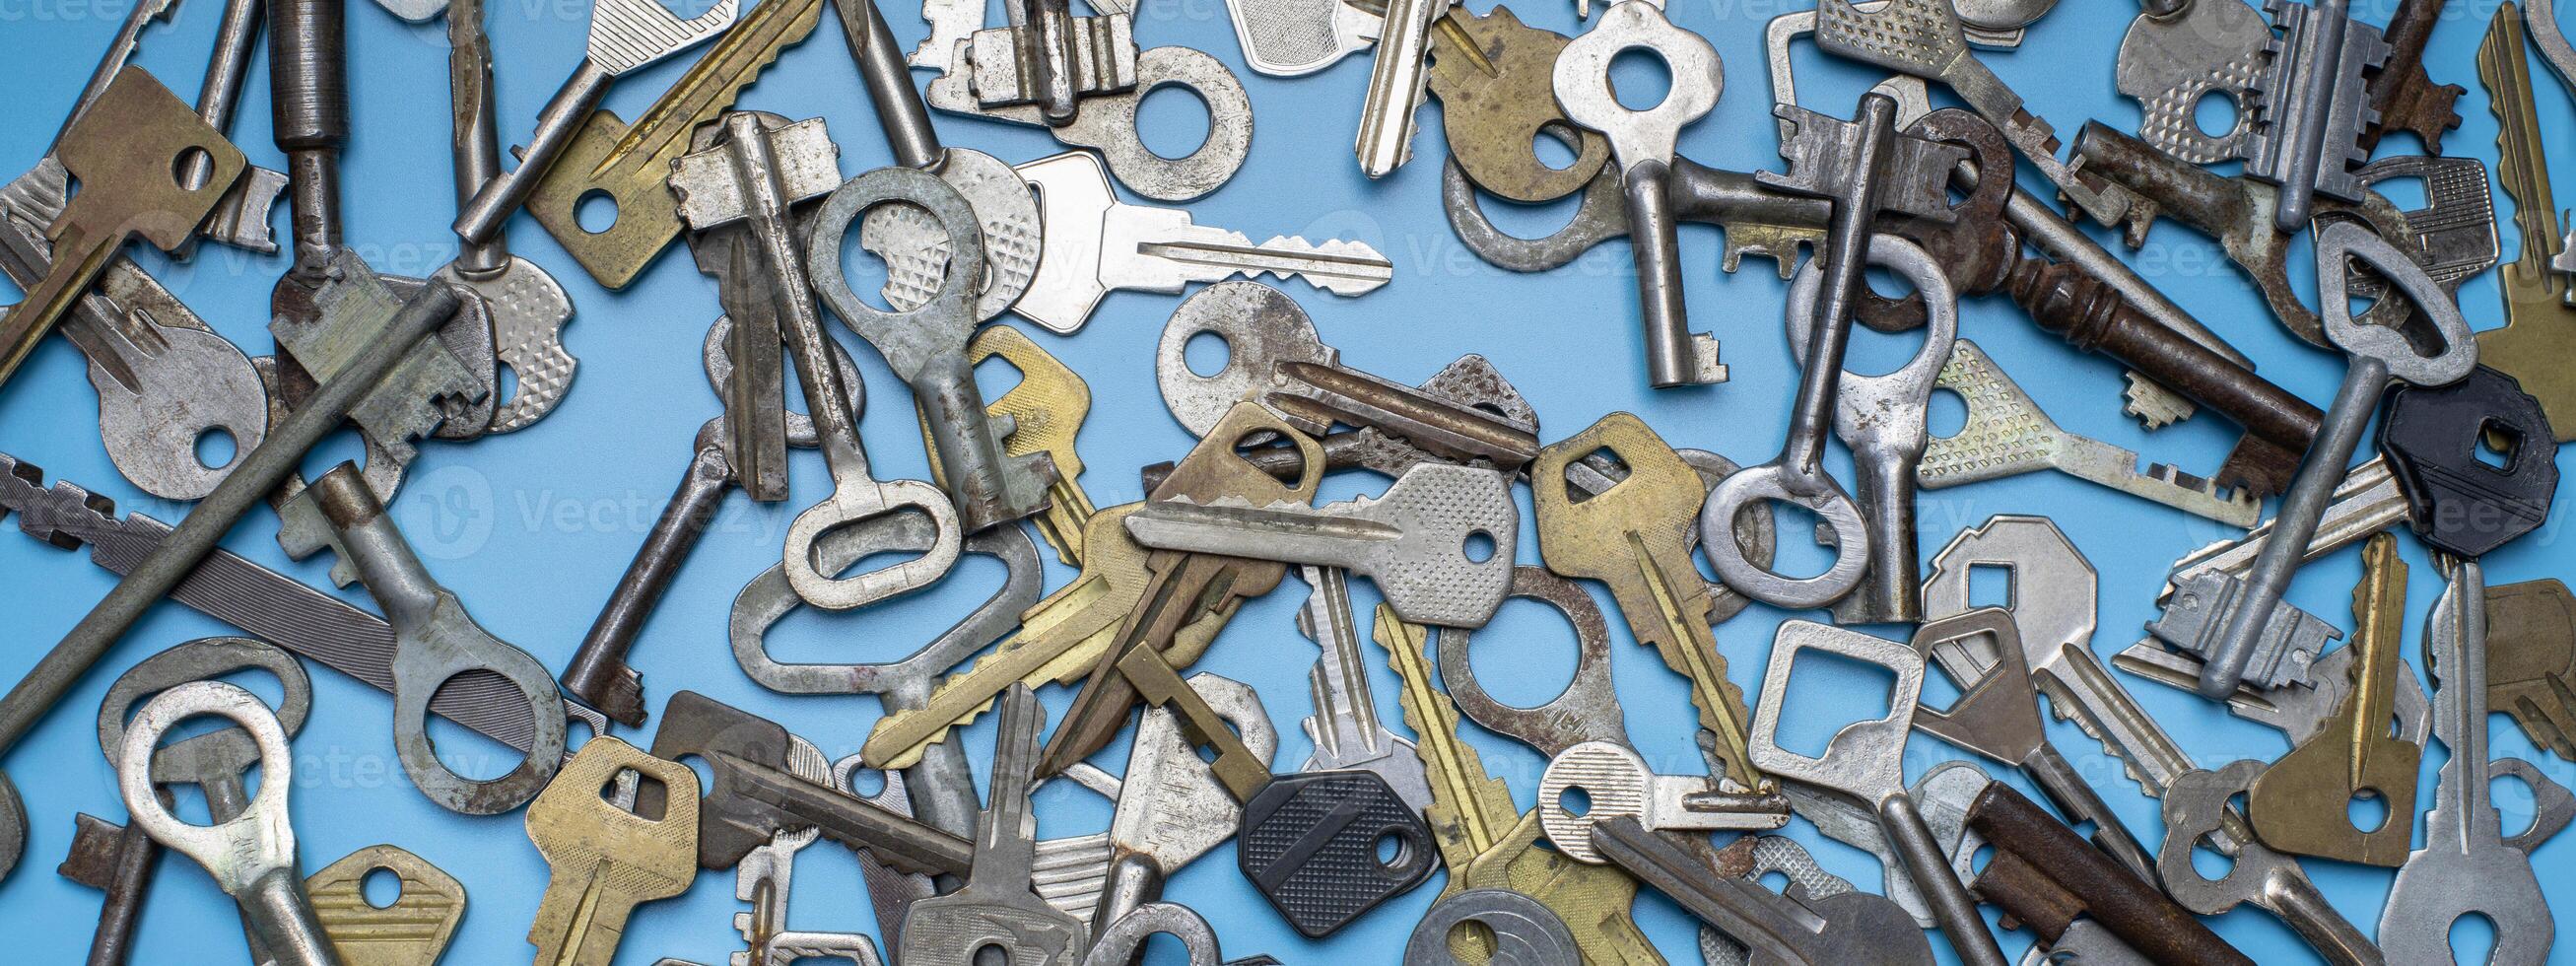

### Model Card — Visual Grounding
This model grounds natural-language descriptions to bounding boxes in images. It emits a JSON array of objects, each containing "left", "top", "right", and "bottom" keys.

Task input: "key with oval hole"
[
  {"left": 303, "top": 845, "right": 465, "bottom": 966},
  {"left": 0, "top": 67, "right": 242, "bottom": 389},
  {"left": 1591, "top": 816, "right": 1935, "bottom": 965},
  {"left": 1121, "top": 462, "right": 1516, "bottom": 628},
  {"left": 1538, "top": 413, "right": 1769, "bottom": 791},
  {"left": 921, "top": 325, "right": 1096, "bottom": 564},
  {"left": 2239, "top": 532, "right": 2420, "bottom": 865},
  {"left": 1377, "top": 604, "right": 1661, "bottom": 965},
  {"left": 1924, "top": 515, "right": 2382, "bottom": 966},
  {"left": 296, "top": 462, "right": 568, "bottom": 815},
  {"left": 116, "top": 682, "right": 338, "bottom": 966},
  {"left": 2474, "top": 3, "right": 2576, "bottom": 442},
  {"left": 1908, "top": 608, "right": 2158, "bottom": 881},
  {"left": 2194, "top": 222, "right": 2480, "bottom": 699},
  {"left": 810, "top": 165, "right": 1056, "bottom": 534},
  {"left": 1011, "top": 153, "right": 1391, "bottom": 334},
  {"left": 899, "top": 686, "right": 1091, "bottom": 964},
  {"left": 1088, "top": 902, "right": 1279, "bottom": 966},
  {"left": 1538, "top": 741, "right": 1792, "bottom": 864},
  {"left": 1748, "top": 621, "right": 2010, "bottom": 966},
  {"left": 526, "top": 737, "right": 700, "bottom": 966},
  {"left": 522, "top": 0, "right": 822, "bottom": 289},
  {"left": 453, "top": 0, "right": 740, "bottom": 243}
]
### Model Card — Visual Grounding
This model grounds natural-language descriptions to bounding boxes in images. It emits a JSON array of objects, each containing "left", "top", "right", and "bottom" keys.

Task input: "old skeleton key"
[{"left": 526, "top": 737, "right": 702, "bottom": 966}]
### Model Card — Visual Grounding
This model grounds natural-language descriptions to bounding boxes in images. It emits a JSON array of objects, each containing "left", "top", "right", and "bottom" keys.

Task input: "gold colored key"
[
  {"left": 1534, "top": 413, "right": 1764, "bottom": 793},
  {"left": 2487, "top": 579, "right": 2576, "bottom": 761},
  {"left": 1377, "top": 607, "right": 1663, "bottom": 965},
  {"left": 305, "top": 845, "right": 464, "bottom": 966},
  {"left": 2475, "top": 3, "right": 2576, "bottom": 441},
  {"left": 522, "top": 0, "right": 822, "bottom": 289},
  {"left": 921, "top": 324, "right": 1098, "bottom": 565},
  {"left": 860, "top": 503, "right": 1233, "bottom": 769},
  {"left": 2247, "top": 533, "right": 2422, "bottom": 866},
  {"left": 525, "top": 737, "right": 700, "bottom": 966}
]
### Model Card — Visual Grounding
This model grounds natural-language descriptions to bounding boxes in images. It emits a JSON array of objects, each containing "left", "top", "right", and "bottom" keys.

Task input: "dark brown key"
[{"left": 1967, "top": 783, "right": 2252, "bottom": 966}]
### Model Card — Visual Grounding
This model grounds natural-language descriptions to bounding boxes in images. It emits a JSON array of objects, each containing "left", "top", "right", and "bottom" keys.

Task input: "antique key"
[
  {"left": 1538, "top": 413, "right": 1767, "bottom": 792},
  {"left": 2474, "top": 3, "right": 2576, "bottom": 442},
  {"left": 2241, "top": 0, "right": 2388, "bottom": 231},
  {"left": 650, "top": 692, "right": 975, "bottom": 877},
  {"left": 1432, "top": 6, "right": 1611, "bottom": 203},
  {"left": 116, "top": 682, "right": 339, "bottom": 966},
  {"left": 526, "top": 737, "right": 701, "bottom": 966},
  {"left": 0, "top": 67, "right": 242, "bottom": 388},
  {"left": 899, "top": 685, "right": 1091, "bottom": 965},
  {"left": 1551, "top": 0, "right": 1726, "bottom": 387},
  {"left": 2241, "top": 532, "right": 2421, "bottom": 865},
  {"left": 1964, "top": 783, "right": 2248, "bottom": 965},
  {"left": 922, "top": 325, "right": 1097, "bottom": 564},
  {"left": 452, "top": 0, "right": 740, "bottom": 243}
]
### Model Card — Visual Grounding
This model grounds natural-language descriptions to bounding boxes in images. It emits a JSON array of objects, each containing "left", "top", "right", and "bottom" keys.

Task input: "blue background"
[{"left": 4, "top": 0, "right": 2575, "bottom": 961}]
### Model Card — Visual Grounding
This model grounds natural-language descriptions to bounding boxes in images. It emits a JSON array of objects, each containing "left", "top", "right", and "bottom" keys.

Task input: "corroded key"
[
  {"left": 0, "top": 67, "right": 243, "bottom": 387},
  {"left": 2474, "top": 2, "right": 2576, "bottom": 442},
  {"left": 1536, "top": 413, "right": 1765, "bottom": 793},
  {"left": 2487, "top": 579, "right": 2576, "bottom": 761},
  {"left": 1430, "top": 5, "right": 1610, "bottom": 203},
  {"left": 525, "top": 737, "right": 700, "bottom": 966},
  {"left": 2244, "top": 532, "right": 2420, "bottom": 865},
  {"left": 304, "top": 845, "right": 464, "bottom": 966},
  {"left": 920, "top": 325, "right": 1097, "bottom": 565}
]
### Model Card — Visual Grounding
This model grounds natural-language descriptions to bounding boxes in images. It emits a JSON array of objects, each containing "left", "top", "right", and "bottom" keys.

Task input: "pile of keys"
[{"left": 0, "top": 0, "right": 2572, "bottom": 960}]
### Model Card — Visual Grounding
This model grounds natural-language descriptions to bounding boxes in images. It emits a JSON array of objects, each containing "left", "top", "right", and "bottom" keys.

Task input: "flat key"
[
  {"left": 1290, "top": 567, "right": 1431, "bottom": 809},
  {"left": 920, "top": 325, "right": 1098, "bottom": 564},
  {"left": 438, "top": 0, "right": 577, "bottom": 434},
  {"left": 900, "top": 686, "right": 1092, "bottom": 964},
  {"left": 1435, "top": 566, "right": 1631, "bottom": 757},
  {"left": 1430, "top": 5, "right": 1611, "bottom": 203},
  {"left": 0, "top": 67, "right": 242, "bottom": 387},
  {"left": 2474, "top": 3, "right": 2576, "bottom": 442},
  {"left": 1538, "top": 741, "right": 1791, "bottom": 863},
  {"left": 1086, "top": 674, "right": 1277, "bottom": 929},
  {"left": 1222, "top": 0, "right": 1374, "bottom": 75},
  {"left": 1353, "top": 0, "right": 1447, "bottom": 176},
  {"left": 2487, "top": 580, "right": 2576, "bottom": 761},
  {"left": 1012, "top": 153, "right": 1391, "bottom": 333},
  {"left": 1122, "top": 462, "right": 1517, "bottom": 628},
  {"left": 453, "top": 0, "right": 741, "bottom": 243},
  {"left": 1537, "top": 413, "right": 1765, "bottom": 791},
  {"left": 2241, "top": 533, "right": 2420, "bottom": 865},
  {"left": 303, "top": 845, "right": 465, "bottom": 966},
  {"left": 526, "top": 737, "right": 700, "bottom": 966}
]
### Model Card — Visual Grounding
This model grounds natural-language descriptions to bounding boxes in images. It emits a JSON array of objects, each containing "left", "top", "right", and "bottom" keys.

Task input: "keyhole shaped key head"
[{"left": 56, "top": 68, "right": 247, "bottom": 253}]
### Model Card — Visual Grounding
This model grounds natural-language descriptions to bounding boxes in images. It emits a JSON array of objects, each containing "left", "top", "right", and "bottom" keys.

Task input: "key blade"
[
  {"left": 1352, "top": 0, "right": 1443, "bottom": 176},
  {"left": 1125, "top": 499, "right": 1403, "bottom": 558}
]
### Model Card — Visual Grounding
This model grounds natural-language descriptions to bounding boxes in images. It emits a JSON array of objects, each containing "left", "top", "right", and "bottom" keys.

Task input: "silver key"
[
  {"left": 1223, "top": 0, "right": 1376, "bottom": 76},
  {"left": 1089, "top": 674, "right": 1277, "bottom": 928},
  {"left": 1086, "top": 903, "right": 1275, "bottom": 966},
  {"left": 2115, "top": 0, "right": 2269, "bottom": 163},
  {"left": 1288, "top": 567, "right": 1431, "bottom": 811},
  {"left": 1121, "top": 462, "right": 1518, "bottom": 627},
  {"left": 2110, "top": 638, "right": 2429, "bottom": 745},
  {"left": 1537, "top": 741, "right": 1792, "bottom": 863},
  {"left": 1354, "top": 0, "right": 1449, "bottom": 176},
  {"left": 2159, "top": 453, "right": 2407, "bottom": 598},
  {"left": 1775, "top": 761, "right": 1988, "bottom": 929},
  {"left": 1012, "top": 152, "right": 1391, "bottom": 333},
  {"left": 2241, "top": 0, "right": 2388, "bottom": 231},
  {"left": 1589, "top": 815, "right": 1934, "bottom": 965},
  {"left": 2379, "top": 557, "right": 2557, "bottom": 964},
  {"left": 115, "top": 682, "right": 339, "bottom": 966},
  {"left": 437, "top": 0, "right": 577, "bottom": 434},
  {"left": 1920, "top": 339, "right": 2260, "bottom": 525},
  {"left": 1698, "top": 834, "right": 1864, "bottom": 966},
  {"left": 899, "top": 685, "right": 1090, "bottom": 965}
]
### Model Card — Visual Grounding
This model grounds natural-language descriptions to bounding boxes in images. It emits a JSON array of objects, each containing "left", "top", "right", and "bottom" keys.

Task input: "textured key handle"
[
  {"left": 734, "top": 513, "right": 1043, "bottom": 693},
  {"left": 587, "top": 0, "right": 744, "bottom": 74},
  {"left": 116, "top": 682, "right": 297, "bottom": 896},
  {"left": 2316, "top": 221, "right": 2476, "bottom": 386},
  {"left": 1551, "top": 0, "right": 1721, "bottom": 170},
  {"left": 1237, "top": 770, "right": 1438, "bottom": 937},
  {"left": 1155, "top": 281, "right": 1335, "bottom": 438},
  {"left": 811, "top": 171, "right": 983, "bottom": 374},
  {"left": 1535, "top": 741, "right": 1656, "bottom": 863}
]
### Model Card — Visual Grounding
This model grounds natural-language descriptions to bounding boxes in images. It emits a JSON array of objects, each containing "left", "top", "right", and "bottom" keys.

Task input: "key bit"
[
  {"left": 2148, "top": 571, "right": 2339, "bottom": 691},
  {"left": 2242, "top": 0, "right": 2389, "bottom": 231},
  {"left": 2488, "top": 579, "right": 2576, "bottom": 762},
  {"left": 2245, "top": 533, "right": 2420, "bottom": 865},
  {"left": 2360, "top": 0, "right": 2465, "bottom": 152}
]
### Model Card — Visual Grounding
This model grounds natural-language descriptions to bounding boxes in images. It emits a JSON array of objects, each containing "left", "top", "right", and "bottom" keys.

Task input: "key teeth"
[{"left": 0, "top": 454, "right": 118, "bottom": 551}]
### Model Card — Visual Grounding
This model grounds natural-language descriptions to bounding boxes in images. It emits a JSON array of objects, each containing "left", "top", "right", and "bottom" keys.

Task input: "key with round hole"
[
  {"left": 920, "top": 325, "right": 1096, "bottom": 564},
  {"left": 526, "top": 736, "right": 701, "bottom": 966},
  {"left": 1431, "top": 5, "right": 1612, "bottom": 203},
  {"left": 810, "top": 165, "right": 1057, "bottom": 535},
  {"left": 302, "top": 845, "right": 465, "bottom": 966},
  {"left": 452, "top": 0, "right": 740, "bottom": 244},
  {"left": 1703, "top": 93, "right": 1965, "bottom": 611},
  {"left": 1087, "top": 903, "right": 1279, "bottom": 966},
  {"left": 1591, "top": 816, "right": 1935, "bottom": 965},
  {"left": 1435, "top": 566, "right": 1631, "bottom": 757},
  {"left": 1537, "top": 412, "right": 1770, "bottom": 791},
  {"left": 2241, "top": 532, "right": 2421, "bottom": 865},
  {"left": 1698, "top": 834, "right": 1869, "bottom": 966},
  {"left": 1538, "top": 741, "right": 1793, "bottom": 864},
  {"left": 1549, "top": 0, "right": 1726, "bottom": 387},
  {"left": 918, "top": 31, "right": 1252, "bottom": 203},
  {"left": 899, "top": 685, "right": 1091, "bottom": 965},
  {"left": 1748, "top": 621, "right": 2010, "bottom": 966},
  {"left": 1908, "top": 608, "right": 2157, "bottom": 881},
  {"left": 296, "top": 462, "right": 568, "bottom": 815},
  {"left": 0, "top": 67, "right": 243, "bottom": 389},
  {"left": 2196, "top": 222, "right": 2480, "bottom": 699},
  {"left": 116, "top": 682, "right": 339, "bottom": 966},
  {"left": 1404, "top": 890, "right": 1579, "bottom": 965}
]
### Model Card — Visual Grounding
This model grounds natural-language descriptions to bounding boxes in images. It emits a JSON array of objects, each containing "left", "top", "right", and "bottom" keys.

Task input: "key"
[
  {"left": 2487, "top": 580, "right": 2576, "bottom": 761},
  {"left": 1376, "top": 605, "right": 1661, "bottom": 964},
  {"left": 676, "top": 115, "right": 968, "bottom": 603},
  {"left": 900, "top": 686, "right": 1091, "bottom": 963},
  {"left": 1780, "top": 234, "right": 1956, "bottom": 623},
  {"left": 2195, "top": 223, "right": 2478, "bottom": 698},
  {"left": 1285, "top": 568, "right": 1431, "bottom": 808},
  {"left": 1539, "top": 413, "right": 1767, "bottom": 791},
  {"left": 918, "top": 25, "right": 1253, "bottom": 202},
  {"left": 2241, "top": 0, "right": 2387, "bottom": 231},
  {"left": 1591, "top": 816, "right": 1934, "bottom": 965},
  {"left": 1086, "top": 675, "right": 1277, "bottom": 929},
  {"left": 1551, "top": 0, "right": 1727, "bottom": 387},
  {"left": 1772, "top": 761, "right": 1987, "bottom": 930},
  {"left": 1697, "top": 835, "right": 1872, "bottom": 966},
  {"left": 2242, "top": 533, "right": 2421, "bottom": 865},
  {"left": 2382, "top": 364, "right": 2560, "bottom": 558},
  {"left": 526, "top": 737, "right": 700, "bottom": 966},
  {"left": 0, "top": 67, "right": 243, "bottom": 387},
  {"left": 1921, "top": 340, "right": 2261, "bottom": 524},
  {"left": 923, "top": 325, "right": 1097, "bottom": 564},
  {"left": 1446, "top": 147, "right": 1829, "bottom": 279},
  {"left": 2474, "top": 3, "right": 2576, "bottom": 442},
  {"left": 292, "top": 464, "right": 568, "bottom": 815},
  {"left": 453, "top": 0, "right": 740, "bottom": 243},
  {"left": 1430, "top": 5, "right": 1612, "bottom": 203},
  {"left": 1353, "top": 0, "right": 1447, "bottom": 177},
  {"left": 705, "top": 738, "right": 886, "bottom": 966},
  {"left": 1406, "top": 890, "right": 1579, "bottom": 965},
  {"left": 522, "top": 0, "right": 823, "bottom": 289},
  {"left": 1704, "top": 93, "right": 1965, "bottom": 609},
  {"left": 1155, "top": 282, "right": 1541, "bottom": 477},
  {"left": 825, "top": 759, "right": 944, "bottom": 944},
  {"left": 303, "top": 845, "right": 466, "bottom": 966},
  {"left": 650, "top": 692, "right": 976, "bottom": 877},
  {"left": 1748, "top": 622, "right": 2009, "bottom": 966},
  {"left": 436, "top": 0, "right": 578, "bottom": 435},
  {"left": 116, "top": 682, "right": 339, "bottom": 966},
  {"left": 809, "top": 165, "right": 1058, "bottom": 534},
  {"left": 1908, "top": 609, "right": 2157, "bottom": 882},
  {"left": 1011, "top": 153, "right": 1392, "bottom": 333},
  {"left": 2114, "top": 0, "right": 2270, "bottom": 163},
  {"left": 60, "top": 810, "right": 158, "bottom": 965},
  {"left": 1964, "top": 783, "right": 2248, "bottom": 965},
  {"left": 1122, "top": 463, "right": 1517, "bottom": 628},
  {"left": 1222, "top": 0, "right": 1373, "bottom": 76},
  {"left": 2112, "top": 636, "right": 2429, "bottom": 746},
  {"left": 2379, "top": 556, "right": 2559, "bottom": 962},
  {"left": 1435, "top": 567, "right": 1631, "bottom": 757},
  {"left": 1924, "top": 516, "right": 2384, "bottom": 965},
  {"left": 1087, "top": 903, "right": 1279, "bottom": 966},
  {"left": 0, "top": 270, "right": 465, "bottom": 882},
  {"left": 1038, "top": 402, "right": 1323, "bottom": 776},
  {"left": 1538, "top": 741, "right": 1792, "bottom": 863}
]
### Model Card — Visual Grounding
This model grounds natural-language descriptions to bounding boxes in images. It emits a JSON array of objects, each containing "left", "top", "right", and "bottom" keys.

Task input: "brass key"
[
  {"left": 0, "top": 67, "right": 242, "bottom": 387},
  {"left": 1534, "top": 413, "right": 1764, "bottom": 793},
  {"left": 2474, "top": 2, "right": 2576, "bottom": 441},
  {"left": 2245, "top": 532, "right": 2422, "bottom": 865},
  {"left": 920, "top": 324, "right": 1097, "bottom": 565},
  {"left": 305, "top": 845, "right": 464, "bottom": 966},
  {"left": 2485, "top": 579, "right": 2576, "bottom": 762},
  {"left": 526, "top": 737, "right": 700, "bottom": 966},
  {"left": 522, "top": 0, "right": 822, "bottom": 289},
  {"left": 1376, "top": 605, "right": 1661, "bottom": 965}
]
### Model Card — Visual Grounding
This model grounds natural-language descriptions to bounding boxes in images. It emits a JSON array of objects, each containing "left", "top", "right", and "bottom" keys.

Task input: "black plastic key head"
[
  {"left": 1236, "top": 769, "right": 1438, "bottom": 937},
  {"left": 2379, "top": 365, "right": 2559, "bottom": 557}
]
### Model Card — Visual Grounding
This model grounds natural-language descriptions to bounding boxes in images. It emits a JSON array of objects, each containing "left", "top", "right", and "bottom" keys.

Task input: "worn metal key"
[
  {"left": 2242, "top": 533, "right": 2421, "bottom": 865},
  {"left": 526, "top": 737, "right": 701, "bottom": 966},
  {"left": 900, "top": 686, "right": 1091, "bottom": 964},
  {"left": 1538, "top": 741, "right": 1791, "bottom": 863},
  {"left": 1592, "top": 816, "right": 1934, "bottom": 965},
  {"left": 2474, "top": 3, "right": 2576, "bottom": 442}
]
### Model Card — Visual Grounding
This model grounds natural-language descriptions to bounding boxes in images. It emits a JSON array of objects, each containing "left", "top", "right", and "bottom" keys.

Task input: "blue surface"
[{"left": 4, "top": 0, "right": 2575, "bottom": 962}]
